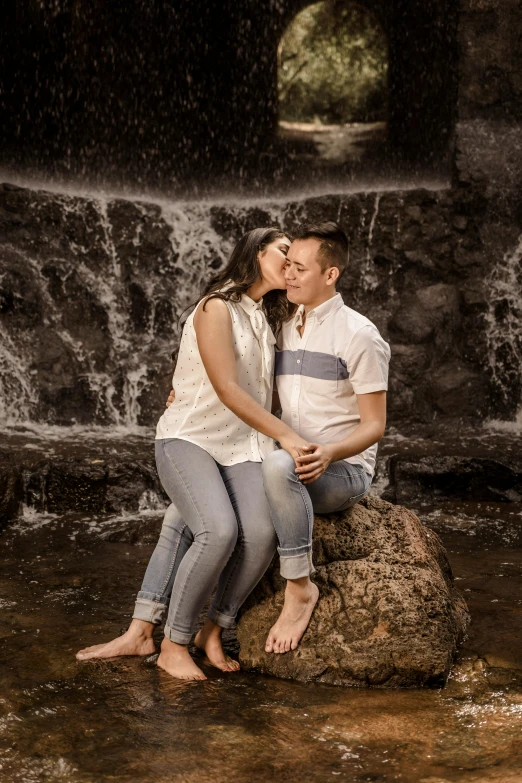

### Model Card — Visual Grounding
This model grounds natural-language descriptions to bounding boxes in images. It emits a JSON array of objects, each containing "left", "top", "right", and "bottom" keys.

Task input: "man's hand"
[
  {"left": 295, "top": 443, "right": 334, "bottom": 484},
  {"left": 166, "top": 389, "right": 175, "bottom": 407}
]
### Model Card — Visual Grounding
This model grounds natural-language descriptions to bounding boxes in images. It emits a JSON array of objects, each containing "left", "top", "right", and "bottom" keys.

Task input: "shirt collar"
[
  {"left": 237, "top": 292, "right": 263, "bottom": 318},
  {"left": 218, "top": 281, "right": 264, "bottom": 317},
  {"left": 294, "top": 292, "right": 344, "bottom": 329}
]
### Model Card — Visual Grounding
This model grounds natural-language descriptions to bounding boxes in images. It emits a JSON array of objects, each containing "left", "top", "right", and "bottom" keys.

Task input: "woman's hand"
[
  {"left": 166, "top": 389, "right": 175, "bottom": 407},
  {"left": 278, "top": 433, "right": 313, "bottom": 462},
  {"left": 294, "top": 443, "right": 334, "bottom": 484}
]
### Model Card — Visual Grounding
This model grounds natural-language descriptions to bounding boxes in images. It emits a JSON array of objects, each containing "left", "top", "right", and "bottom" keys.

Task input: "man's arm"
[{"left": 294, "top": 390, "right": 386, "bottom": 484}]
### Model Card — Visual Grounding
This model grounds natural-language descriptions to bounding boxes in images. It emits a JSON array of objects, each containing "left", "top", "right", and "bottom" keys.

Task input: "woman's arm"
[{"left": 194, "top": 297, "right": 310, "bottom": 460}]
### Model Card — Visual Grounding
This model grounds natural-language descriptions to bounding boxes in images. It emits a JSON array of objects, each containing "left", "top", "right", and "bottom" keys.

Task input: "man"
[
  {"left": 167, "top": 221, "right": 390, "bottom": 656},
  {"left": 261, "top": 222, "right": 390, "bottom": 654}
]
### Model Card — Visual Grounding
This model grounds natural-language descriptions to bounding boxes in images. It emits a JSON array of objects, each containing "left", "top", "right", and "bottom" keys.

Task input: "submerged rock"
[{"left": 237, "top": 495, "right": 469, "bottom": 688}]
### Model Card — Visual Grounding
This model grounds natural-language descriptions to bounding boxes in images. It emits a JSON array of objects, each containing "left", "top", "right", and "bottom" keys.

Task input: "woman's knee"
[
  {"left": 161, "top": 503, "right": 185, "bottom": 534},
  {"left": 199, "top": 515, "right": 238, "bottom": 554},
  {"left": 262, "top": 449, "right": 296, "bottom": 489}
]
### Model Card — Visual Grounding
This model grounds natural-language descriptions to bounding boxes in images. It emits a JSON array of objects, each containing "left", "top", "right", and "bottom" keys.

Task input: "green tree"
[{"left": 278, "top": 0, "right": 387, "bottom": 124}]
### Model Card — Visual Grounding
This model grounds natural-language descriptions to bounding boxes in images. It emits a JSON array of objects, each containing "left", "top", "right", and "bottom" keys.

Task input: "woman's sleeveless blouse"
[{"left": 155, "top": 292, "right": 277, "bottom": 466}]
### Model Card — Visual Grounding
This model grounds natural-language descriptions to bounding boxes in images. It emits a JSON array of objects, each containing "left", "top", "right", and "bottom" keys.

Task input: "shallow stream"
[{"left": 1, "top": 496, "right": 521, "bottom": 783}]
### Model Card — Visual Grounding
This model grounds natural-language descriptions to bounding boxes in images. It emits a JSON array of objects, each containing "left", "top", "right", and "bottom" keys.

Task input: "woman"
[{"left": 76, "top": 228, "right": 310, "bottom": 680}]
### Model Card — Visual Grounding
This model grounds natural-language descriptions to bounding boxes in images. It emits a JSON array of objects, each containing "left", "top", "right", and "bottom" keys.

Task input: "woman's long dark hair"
[{"left": 200, "top": 227, "right": 296, "bottom": 335}]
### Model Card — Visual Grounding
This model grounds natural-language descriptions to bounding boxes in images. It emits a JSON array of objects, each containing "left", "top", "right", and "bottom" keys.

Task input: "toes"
[
  {"left": 76, "top": 649, "right": 98, "bottom": 660},
  {"left": 290, "top": 638, "right": 299, "bottom": 651},
  {"left": 78, "top": 644, "right": 102, "bottom": 655}
]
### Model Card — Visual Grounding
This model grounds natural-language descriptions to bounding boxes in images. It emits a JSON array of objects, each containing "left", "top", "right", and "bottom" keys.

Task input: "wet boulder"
[{"left": 237, "top": 495, "right": 469, "bottom": 688}]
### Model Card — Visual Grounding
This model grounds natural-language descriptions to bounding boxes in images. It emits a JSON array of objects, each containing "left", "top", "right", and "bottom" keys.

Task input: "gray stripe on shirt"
[{"left": 275, "top": 349, "right": 349, "bottom": 381}]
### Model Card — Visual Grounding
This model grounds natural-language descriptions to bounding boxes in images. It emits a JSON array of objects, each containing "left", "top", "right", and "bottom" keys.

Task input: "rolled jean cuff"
[
  {"left": 280, "top": 551, "right": 316, "bottom": 580},
  {"left": 133, "top": 596, "right": 167, "bottom": 626},
  {"left": 207, "top": 606, "right": 236, "bottom": 630},
  {"left": 163, "top": 623, "right": 193, "bottom": 645}
]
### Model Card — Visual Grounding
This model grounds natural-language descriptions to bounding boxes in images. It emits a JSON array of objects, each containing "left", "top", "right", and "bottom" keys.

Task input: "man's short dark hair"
[{"left": 293, "top": 221, "right": 349, "bottom": 276}]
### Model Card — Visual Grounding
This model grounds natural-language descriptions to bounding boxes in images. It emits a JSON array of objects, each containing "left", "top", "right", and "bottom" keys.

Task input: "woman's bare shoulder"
[{"left": 194, "top": 295, "right": 232, "bottom": 328}]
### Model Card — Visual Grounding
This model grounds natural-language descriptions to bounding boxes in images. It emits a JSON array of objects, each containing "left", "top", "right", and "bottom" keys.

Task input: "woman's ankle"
[
  {"left": 200, "top": 618, "right": 223, "bottom": 638},
  {"left": 160, "top": 636, "right": 189, "bottom": 654},
  {"left": 128, "top": 618, "right": 155, "bottom": 637}
]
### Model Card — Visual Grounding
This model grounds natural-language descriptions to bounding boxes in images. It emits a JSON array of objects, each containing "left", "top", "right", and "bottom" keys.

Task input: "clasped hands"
[
  {"left": 293, "top": 443, "right": 333, "bottom": 485},
  {"left": 277, "top": 434, "right": 333, "bottom": 484}
]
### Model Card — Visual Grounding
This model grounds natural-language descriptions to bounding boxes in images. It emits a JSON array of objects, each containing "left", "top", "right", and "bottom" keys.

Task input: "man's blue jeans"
[{"left": 261, "top": 449, "right": 371, "bottom": 580}]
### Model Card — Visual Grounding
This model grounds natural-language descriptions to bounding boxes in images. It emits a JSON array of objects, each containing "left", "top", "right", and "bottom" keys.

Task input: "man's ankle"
[{"left": 286, "top": 577, "right": 313, "bottom": 594}]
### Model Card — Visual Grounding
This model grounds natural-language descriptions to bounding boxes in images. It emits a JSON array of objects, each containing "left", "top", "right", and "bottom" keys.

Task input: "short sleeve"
[{"left": 345, "top": 325, "right": 391, "bottom": 394}]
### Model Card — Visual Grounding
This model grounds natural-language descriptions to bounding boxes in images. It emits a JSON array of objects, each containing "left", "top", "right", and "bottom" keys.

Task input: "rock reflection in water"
[{"left": 1, "top": 500, "right": 522, "bottom": 783}]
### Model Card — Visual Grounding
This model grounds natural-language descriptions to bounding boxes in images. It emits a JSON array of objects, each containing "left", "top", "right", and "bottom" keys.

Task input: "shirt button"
[{"left": 296, "top": 359, "right": 301, "bottom": 364}]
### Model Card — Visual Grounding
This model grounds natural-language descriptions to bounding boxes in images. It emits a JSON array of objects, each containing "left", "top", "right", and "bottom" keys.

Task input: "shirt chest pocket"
[{"left": 301, "top": 351, "right": 349, "bottom": 395}]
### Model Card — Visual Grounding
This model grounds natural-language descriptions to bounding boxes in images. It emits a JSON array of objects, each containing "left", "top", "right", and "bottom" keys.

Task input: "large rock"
[{"left": 237, "top": 495, "right": 469, "bottom": 688}]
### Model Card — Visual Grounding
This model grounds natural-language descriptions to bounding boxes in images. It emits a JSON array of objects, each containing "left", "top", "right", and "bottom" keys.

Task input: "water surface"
[{"left": 1, "top": 500, "right": 521, "bottom": 783}]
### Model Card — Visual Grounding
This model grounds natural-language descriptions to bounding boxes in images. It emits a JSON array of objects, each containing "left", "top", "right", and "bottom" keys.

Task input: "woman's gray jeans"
[{"left": 132, "top": 438, "right": 277, "bottom": 645}]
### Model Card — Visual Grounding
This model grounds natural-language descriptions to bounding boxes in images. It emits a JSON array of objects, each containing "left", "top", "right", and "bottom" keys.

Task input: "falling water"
[
  {"left": 484, "top": 234, "right": 522, "bottom": 427},
  {"left": 361, "top": 193, "right": 381, "bottom": 290},
  {"left": 0, "top": 192, "right": 236, "bottom": 428},
  {"left": 0, "top": 184, "right": 299, "bottom": 429}
]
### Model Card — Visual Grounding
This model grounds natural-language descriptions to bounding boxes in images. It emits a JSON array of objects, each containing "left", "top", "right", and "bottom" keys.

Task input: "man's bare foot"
[
  {"left": 76, "top": 619, "right": 156, "bottom": 660},
  {"left": 157, "top": 637, "right": 207, "bottom": 680},
  {"left": 194, "top": 619, "right": 240, "bottom": 672},
  {"left": 265, "top": 578, "right": 320, "bottom": 654}
]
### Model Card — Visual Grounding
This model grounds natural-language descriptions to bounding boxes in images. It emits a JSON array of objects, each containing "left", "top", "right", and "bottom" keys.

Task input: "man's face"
[{"left": 284, "top": 238, "right": 332, "bottom": 306}]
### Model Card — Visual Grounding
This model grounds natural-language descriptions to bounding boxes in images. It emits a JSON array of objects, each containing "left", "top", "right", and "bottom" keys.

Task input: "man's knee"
[
  {"left": 262, "top": 449, "right": 297, "bottom": 491},
  {"left": 248, "top": 523, "right": 277, "bottom": 554}
]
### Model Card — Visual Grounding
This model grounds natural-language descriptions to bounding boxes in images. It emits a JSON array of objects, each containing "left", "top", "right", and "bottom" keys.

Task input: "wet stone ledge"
[
  {"left": 1, "top": 427, "right": 522, "bottom": 531},
  {"left": 0, "top": 435, "right": 166, "bottom": 530}
]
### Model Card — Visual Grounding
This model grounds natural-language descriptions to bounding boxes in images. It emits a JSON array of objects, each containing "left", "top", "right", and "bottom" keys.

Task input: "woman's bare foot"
[
  {"left": 76, "top": 619, "right": 156, "bottom": 660},
  {"left": 265, "top": 578, "right": 320, "bottom": 654},
  {"left": 194, "top": 619, "right": 240, "bottom": 672},
  {"left": 157, "top": 637, "right": 207, "bottom": 680}
]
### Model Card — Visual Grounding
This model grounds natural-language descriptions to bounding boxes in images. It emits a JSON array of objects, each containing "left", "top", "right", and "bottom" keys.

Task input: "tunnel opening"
[
  {"left": 276, "top": 1, "right": 388, "bottom": 178},
  {"left": 0, "top": 0, "right": 459, "bottom": 195}
]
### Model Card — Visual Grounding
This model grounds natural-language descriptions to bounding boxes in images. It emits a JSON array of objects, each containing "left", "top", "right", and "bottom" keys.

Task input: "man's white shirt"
[{"left": 276, "top": 292, "right": 391, "bottom": 477}]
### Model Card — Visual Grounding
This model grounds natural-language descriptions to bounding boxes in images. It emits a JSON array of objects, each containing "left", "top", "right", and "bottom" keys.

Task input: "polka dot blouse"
[{"left": 156, "top": 292, "right": 277, "bottom": 466}]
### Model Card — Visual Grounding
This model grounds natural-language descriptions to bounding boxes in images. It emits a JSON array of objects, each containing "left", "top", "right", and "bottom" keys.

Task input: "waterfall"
[
  {"left": 0, "top": 190, "right": 237, "bottom": 428},
  {"left": 484, "top": 234, "right": 522, "bottom": 427},
  {"left": 0, "top": 184, "right": 300, "bottom": 430},
  {"left": 2, "top": 180, "right": 519, "bottom": 431}
]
